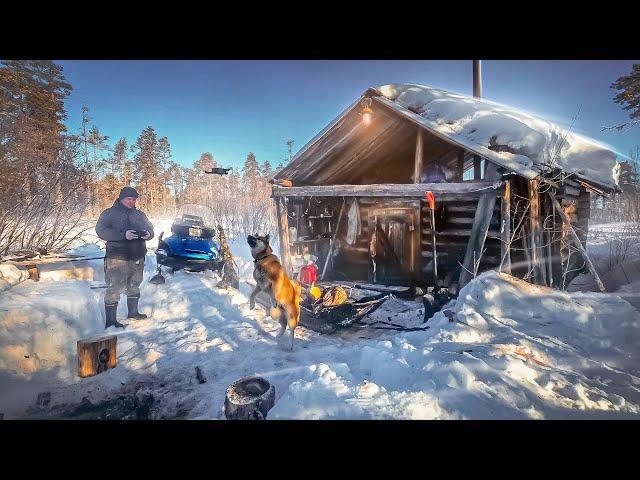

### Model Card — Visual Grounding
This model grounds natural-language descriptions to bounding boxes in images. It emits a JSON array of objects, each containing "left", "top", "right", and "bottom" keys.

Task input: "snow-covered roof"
[{"left": 373, "top": 83, "right": 621, "bottom": 190}]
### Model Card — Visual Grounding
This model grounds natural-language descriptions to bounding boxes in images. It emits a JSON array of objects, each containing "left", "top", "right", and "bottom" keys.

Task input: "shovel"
[
  {"left": 425, "top": 191, "right": 438, "bottom": 291},
  {"left": 149, "top": 265, "right": 166, "bottom": 285}
]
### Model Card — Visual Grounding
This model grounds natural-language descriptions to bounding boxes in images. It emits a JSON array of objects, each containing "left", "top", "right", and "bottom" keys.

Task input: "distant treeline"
[
  {"left": 0, "top": 60, "right": 288, "bottom": 254},
  {"left": 591, "top": 147, "right": 640, "bottom": 224}
]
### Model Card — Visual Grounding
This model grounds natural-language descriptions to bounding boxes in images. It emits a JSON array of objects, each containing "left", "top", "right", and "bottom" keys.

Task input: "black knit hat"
[{"left": 118, "top": 186, "right": 139, "bottom": 200}]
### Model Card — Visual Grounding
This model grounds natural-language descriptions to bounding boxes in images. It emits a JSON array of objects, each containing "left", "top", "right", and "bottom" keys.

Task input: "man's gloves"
[{"left": 125, "top": 230, "right": 151, "bottom": 240}]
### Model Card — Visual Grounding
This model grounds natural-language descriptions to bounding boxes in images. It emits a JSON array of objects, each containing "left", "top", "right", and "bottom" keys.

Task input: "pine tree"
[
  {"left": 80, "top": 105, "right": 91, "bottom": 172},
  {"left": 260, "top": 159, "right": 273, "bottom": 179},
  {"left": 619, "top": 160, "right": 640, "bottom": 194},
  {"left": 286, "top": 139, "right": 294, "bottom": 162},
  {"left": 88, "top": 125, "right": 110, "bottom": 172},
  {"left": 193, "top": 152, "right": 215, "bottom": 171},
  {"left": 111, "top": 138, "right": 128, "bottom": 182},
  {"left": 242, "top": 152, "right": 261, "bottom": 192},
  {"left": 611, "top": 63, "right": 640, "bottom": 129},
  {"left": 167, "top": 161, "right": 184, "bottom": 209},
  {"left": 158, "top": 137, "right": 172, "bottom": 215},
  {"left": 0, "top": 60, "right": 72, "bottom": 200},
  {"left": 130, "top": 126, "right": 160, "bottom": 213},
  {"left": 0, "top": 60, "right": 99, "bottom": 253},
  {"left": 158, "top": 137, "right": 172, "bottom": 171},
  {"left": 190, "top": 152, "right": 217, "bottom": 209}
]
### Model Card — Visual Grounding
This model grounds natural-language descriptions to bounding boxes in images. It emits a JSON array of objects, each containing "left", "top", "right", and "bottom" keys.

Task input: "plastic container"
[{"left": 299, "top": 262, "right": 318, "bottom": 285}]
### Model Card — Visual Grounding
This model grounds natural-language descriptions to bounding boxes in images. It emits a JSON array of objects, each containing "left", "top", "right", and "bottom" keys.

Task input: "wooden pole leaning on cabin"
[
  {"left": 320, "top": 198, "right": 347, "bottom": 282},
  {"left": 274, "top": 196, "right": 293, "bottom": 277},
  {"left": 529, "top": 179, "right": 547, "bottom": 286},
  {"left": 370, "top": 215, "right": 378, "bottom": 283},
  {"left": 544, "top": 194, "right": 554, "bottom": 288},
  {"left": 459, "top": 164, "right": 504, "bottom": 288},
  {"left": 499, "top": 180, "right": 512, "bottom": 274},
  {"left": 459, "top": 191, "right": 498, "bottom": 289},
  {"left": 413, "top": 130, "right": 425, "bottom": 283},
  {"left": 548, "top": 192, "right": 606, "bottom": 292},
  {"left": 413, "top": 129, "right": 424, "bottom": 183}
]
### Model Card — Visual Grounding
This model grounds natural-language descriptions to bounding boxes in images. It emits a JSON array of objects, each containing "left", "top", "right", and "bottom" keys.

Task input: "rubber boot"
[
  {"left": 105, "top": 303, "right": 125, "bottom": 329},
  {"left": 127, "top": 296, "right": 148, "bottom": 319}
]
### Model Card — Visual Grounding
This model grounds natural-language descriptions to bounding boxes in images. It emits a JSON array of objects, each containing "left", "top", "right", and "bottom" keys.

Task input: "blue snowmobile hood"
[{"left": 163, "top": 235, "right": 221, "bottom": 260}]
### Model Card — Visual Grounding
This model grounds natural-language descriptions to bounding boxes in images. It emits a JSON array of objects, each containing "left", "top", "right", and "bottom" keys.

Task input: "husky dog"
[{"left": 247, "top": 233, "right": 302, "bottom": 350}]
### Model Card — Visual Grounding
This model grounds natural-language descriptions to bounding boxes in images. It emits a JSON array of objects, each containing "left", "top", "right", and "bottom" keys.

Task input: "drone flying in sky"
[{"left": 204, "top": 167, "right": 232, "bottom": 176}]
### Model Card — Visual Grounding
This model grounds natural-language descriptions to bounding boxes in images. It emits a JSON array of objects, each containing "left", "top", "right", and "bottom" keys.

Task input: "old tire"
[{"left": 224, "top": 376, "right": 275, "bottom": 420}]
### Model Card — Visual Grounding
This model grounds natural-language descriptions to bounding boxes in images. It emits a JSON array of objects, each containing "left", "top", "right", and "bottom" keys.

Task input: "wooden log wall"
[
  {"left": 272, "top": 175, "right": 602, "bottom": 293},
  {"left": 275, "top": 182, "right": 507, "bottom": 288},
  {"left": 420, "top": 196, "right": 502, "bottom": 289},
  {"left": 273, "top": 164, "right": 600, "bottom": 292}
]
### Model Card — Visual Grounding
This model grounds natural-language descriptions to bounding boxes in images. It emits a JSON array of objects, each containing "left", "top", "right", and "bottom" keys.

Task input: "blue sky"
[{"left": 57, "top": 60, "right": 640, "bottom": 170}]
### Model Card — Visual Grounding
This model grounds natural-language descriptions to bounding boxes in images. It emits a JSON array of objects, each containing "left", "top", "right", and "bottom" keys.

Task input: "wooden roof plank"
[{"left": 272, "top": 181, "right": 504, "bottom": 197}]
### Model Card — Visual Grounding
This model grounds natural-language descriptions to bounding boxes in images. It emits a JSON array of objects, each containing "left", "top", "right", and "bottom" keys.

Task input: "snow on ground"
[
  {"left": 2, "top": 231, "right": 640, "bottom": 418},
  {"left": 2, "top": 217, "right": 639, "bottom": 419},
  {"left": 0, "top": 264, "right": 30, "bottom": 292},
  {"left": 568, "top": 221, "right": 640, "bottom": 292},
  {"left": 0, "top": 280, "right": 103, "bottom": 416}
]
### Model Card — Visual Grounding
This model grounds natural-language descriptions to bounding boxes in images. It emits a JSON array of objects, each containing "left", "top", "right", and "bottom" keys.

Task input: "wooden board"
[
  {"left": 529, "top": 179, "right": 547, "bottom": 285},
  {"left": 274, "top": 196, "right": 293, "bottom": 277},
  {"left": 549, "top": 192, "right": 605, "bottom": 292},
  {"left": 413, "top": 128, "right": 423, "bottom": 183},
  {"left": 273, "top": 181, "right": 503, "bottom": 198},
  {"left": 500, "top": 180, "right": 512, "bottom": 274}
]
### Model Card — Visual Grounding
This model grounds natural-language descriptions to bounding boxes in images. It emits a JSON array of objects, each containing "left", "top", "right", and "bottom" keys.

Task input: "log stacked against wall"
[
  {"left": 555, "top": 177, "right": 591, "bottom": 287},
  {"left": 420, "top": 197, "right": 501, "bottom": 288},
  {"left": 505, "top": 173, "right": 592, "bottom": 289}
]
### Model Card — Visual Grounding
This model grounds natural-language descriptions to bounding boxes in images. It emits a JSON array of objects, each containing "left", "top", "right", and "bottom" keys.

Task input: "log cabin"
[{"left": 271, "top": 84, "right": 622, "bottom": 294}]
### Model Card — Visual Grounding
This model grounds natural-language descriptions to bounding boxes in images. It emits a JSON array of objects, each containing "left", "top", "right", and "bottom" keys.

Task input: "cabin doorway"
[{"left": 368, "top": 203, "right": 419, "bottom": 285}]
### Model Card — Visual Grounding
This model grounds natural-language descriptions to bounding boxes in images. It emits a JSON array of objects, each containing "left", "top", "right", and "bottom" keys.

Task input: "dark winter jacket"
[{"left": 95, "top": 200, "right": 154, "bottom": 260}]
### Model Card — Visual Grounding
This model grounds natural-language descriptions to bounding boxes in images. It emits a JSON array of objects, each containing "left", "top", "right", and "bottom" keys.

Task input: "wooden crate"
[{"left": 77, "top": 334, "right": 117, "bottom": 378}]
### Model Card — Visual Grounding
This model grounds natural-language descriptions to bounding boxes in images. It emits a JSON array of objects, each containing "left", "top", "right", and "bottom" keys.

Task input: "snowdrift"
[
  {"left": 269, "top": 271, "right": 640, "bottom": 419},
  {"left": 376, "top": 84, "right": 622, "bottom": 190}
]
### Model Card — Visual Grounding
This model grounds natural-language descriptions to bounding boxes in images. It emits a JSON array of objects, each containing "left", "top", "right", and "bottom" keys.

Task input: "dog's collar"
[{"left": 253, "top": 251, "right": 274, "bottom": 263}]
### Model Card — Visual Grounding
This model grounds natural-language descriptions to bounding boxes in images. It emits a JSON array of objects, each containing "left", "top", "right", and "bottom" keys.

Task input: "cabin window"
[{"left": 463, "top": 159, "right": 484, "bottom": 181}]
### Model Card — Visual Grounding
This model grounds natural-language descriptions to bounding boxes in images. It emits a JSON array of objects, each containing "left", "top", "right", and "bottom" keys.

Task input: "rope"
[{"left": 366, "top": 320, "right": 431, "bottom": 331}]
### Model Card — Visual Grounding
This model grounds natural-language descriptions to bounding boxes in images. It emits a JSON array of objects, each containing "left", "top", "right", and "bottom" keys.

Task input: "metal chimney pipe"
[
  {"left": 472, "top": 60, "right": 483, "bottom": 179},
  {"left": 473, "top": 60, "right": 482, "bottom": 98}
]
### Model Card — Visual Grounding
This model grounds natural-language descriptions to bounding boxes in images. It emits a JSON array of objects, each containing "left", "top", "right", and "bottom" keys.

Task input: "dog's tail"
[{"left": 287, "top": 281, "right": 302, "bottom": 332}]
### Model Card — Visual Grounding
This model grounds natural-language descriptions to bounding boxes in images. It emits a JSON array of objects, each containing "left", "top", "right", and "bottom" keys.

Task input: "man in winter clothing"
[{"left": 96, "top": 186, "right": 154, "bottom": 329}]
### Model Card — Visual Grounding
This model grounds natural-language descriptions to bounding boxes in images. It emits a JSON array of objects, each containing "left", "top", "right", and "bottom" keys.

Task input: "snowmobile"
[{"left": 150, "top": 214, "right": 224, "bottom": 283}]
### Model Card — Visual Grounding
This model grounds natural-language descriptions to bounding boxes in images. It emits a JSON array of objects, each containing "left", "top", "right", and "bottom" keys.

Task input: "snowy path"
[{"left": 2, "top": 253, "right": 640, "bottom": 419}]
